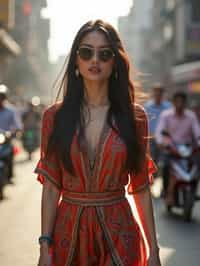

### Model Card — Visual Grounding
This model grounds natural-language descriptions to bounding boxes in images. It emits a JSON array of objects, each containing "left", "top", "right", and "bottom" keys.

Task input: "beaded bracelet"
[{"left": 38, "top": 235, "right": 53, "bottom": 246}]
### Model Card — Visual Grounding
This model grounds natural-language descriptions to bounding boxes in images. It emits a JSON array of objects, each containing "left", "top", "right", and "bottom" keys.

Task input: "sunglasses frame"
[{"left": 77, "top": 46, "right": 115, "bottom": 62}]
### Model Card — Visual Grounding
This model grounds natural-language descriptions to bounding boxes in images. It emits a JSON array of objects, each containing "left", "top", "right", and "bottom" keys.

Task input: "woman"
[{"left": 35, "top": 20, "right": 161, "bottom": 266}]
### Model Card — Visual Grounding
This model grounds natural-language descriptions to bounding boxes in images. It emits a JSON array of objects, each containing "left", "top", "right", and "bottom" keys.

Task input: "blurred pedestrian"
[
  {"left": 0, "top": 84, "right": 22, "bottom": 183},
  {"left": 155, "top": 91, "right": 200, "bottom": 204},
  {"left": 144, "top": 84, "right": 172, "bottom": 164},
  {"left": 22, "top": 102, "right": 41, "bottom": 131},
  {"left": 22, "top": 102, "right": 41, "bottom": 142},
  {"left": 0, "top": 84, "right": 22, "bottom": 132},
  {"left": 22, "top": 102, "right": 41, "bottom": 159},
  {"left": 35, "top": 20, "right": 161, "bottom": 266}
]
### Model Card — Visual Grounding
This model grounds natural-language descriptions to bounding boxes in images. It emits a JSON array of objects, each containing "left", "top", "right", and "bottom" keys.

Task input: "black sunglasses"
[{"left": 77, "top": 46, "right": 115, "bottom": 62}]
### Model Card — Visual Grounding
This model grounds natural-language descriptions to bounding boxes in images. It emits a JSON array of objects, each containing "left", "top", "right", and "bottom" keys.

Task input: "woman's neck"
[{"left": 83, "top": 80, "right": 109, "bottom": 107}]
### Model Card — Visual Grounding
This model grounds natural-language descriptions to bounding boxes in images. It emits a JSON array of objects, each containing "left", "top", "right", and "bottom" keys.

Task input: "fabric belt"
[
  {"left": 62, "top": 189, "right": 126, "bottom": 265},
  {"left": 62, "top": 189, "right": 126, "bottom": 206}
]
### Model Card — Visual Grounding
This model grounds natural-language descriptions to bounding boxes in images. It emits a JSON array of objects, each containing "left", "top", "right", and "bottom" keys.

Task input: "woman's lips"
[{"left": 88, "top": 66, "right": 101, "bottom": 74}]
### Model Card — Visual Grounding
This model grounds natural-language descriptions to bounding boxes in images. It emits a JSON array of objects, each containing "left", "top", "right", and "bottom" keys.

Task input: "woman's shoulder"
[
  {"left": 43, "top": 102, "right": 62, "bottom": 118},
  {"left": 132, "top": 103, "right": 148, "bottom": 137},
  {"left": 132, "top": 103, "right": 147, "bottom": 121},
  {"left": 41, "top": 102, "right": 62, "bottom": 128}
]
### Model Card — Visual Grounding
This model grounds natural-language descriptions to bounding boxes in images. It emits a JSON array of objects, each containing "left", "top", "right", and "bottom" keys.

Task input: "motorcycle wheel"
[
  {"left": 183, "top": 190, "right": 194, "bottom": 222},
  {"left": 28, "top": 152, "right": 32, "bottom": 161}
]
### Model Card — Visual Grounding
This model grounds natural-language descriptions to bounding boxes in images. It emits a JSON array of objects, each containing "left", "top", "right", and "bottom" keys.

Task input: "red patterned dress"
[{"left": 35, "top": 103, "right": 156, "bottom": 266}]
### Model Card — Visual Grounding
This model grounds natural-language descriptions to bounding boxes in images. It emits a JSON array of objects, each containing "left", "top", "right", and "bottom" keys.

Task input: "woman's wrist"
[
  {"left": 40, "top": 242, "right": 49, "bottom": 252},
  {"left": 38, "top": 235, "right": 53, "bottom": 247}
]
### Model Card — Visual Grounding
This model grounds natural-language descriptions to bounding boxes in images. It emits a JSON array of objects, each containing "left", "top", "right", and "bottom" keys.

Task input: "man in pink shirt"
[
  {"left": 155, "top": 91, "right": 200, "bottom": 197},
  {"left": 156, "top": 92, "right": 200, "bottom": 146}
]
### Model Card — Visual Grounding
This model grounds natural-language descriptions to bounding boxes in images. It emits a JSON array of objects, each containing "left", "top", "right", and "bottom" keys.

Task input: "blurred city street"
[
  {"left": 0, "top": 1, "right": 200, "bottom": 266},
  {"left": 0, "top": 149, "right": 199, "bottom": 266},
  {"left": 0, "top": 149, "right": 41, "bottom": 266}
]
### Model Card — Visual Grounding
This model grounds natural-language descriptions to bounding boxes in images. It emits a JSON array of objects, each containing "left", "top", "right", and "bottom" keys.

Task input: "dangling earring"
[{"left": 75, "top": 68, "right": 79, "bottom": 77}]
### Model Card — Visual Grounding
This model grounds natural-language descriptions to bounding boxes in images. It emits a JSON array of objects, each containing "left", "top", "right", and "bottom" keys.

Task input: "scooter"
[
  {"left": 22, "top": 128, "right": 39, "bottom": 160},
  {"left": 0, "top": 130, "right": 14, "bottom": 200},
  {"left": 161, "top": 130, "right": 200, "bottom": 222}
]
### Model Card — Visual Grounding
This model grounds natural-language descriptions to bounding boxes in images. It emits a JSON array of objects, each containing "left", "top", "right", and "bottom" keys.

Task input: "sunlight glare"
[{"left": 46, "top": 0, "right": 133, "bottom": 61}]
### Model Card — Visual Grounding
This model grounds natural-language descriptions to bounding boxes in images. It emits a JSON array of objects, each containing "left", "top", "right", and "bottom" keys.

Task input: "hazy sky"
[{"left": 45, "top": 0, "right": 133, "bottom": 61}]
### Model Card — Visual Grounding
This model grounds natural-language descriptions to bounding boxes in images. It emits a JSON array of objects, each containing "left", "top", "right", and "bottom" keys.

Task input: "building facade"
[
  {"left": 0, "top": 0, "right": 21, "bottom": 83},
  {"left": 118, "top": 0, "right": 154, "bottom": 88},
  {"left": 151, "top": 0, "right": 200, "bottom": 103},
  {"left": 5, "top": 0, "right": 50, "bottom": 101}
]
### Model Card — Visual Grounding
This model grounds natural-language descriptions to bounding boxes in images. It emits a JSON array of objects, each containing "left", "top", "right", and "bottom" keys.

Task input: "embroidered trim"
[
  {"left": 35, "top": 167, "right": 61, "bottom": 190},
  {"left": 80, "top": 147, "right": 90, "bottom": 192},
  {"left": 96, "top": 207, "right": 124, "bottom": 266},
  {"left": 94, "top": 126, "right": 112, "bottom": 190},
  {"left": 62, "top": 196, "right": 125, "bottom": 207},
  {"left": 65, "top": 206, "right": 84, "bottom": 266}
]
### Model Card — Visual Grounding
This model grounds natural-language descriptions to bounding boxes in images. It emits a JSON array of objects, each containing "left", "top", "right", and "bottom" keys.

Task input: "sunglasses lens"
[
  {"left": 78, "top": 47, "right": 93, "bottom": 60},
  {"left": 99, "top": 49, "right": 114, "bottom": 62},
  {"left": 78, "top": 47, "right": 114, "bottom": 62}
]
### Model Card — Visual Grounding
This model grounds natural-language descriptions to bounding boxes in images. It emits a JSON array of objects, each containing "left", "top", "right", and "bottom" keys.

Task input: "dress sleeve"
[
  {"left": 127, "top": 105, "right": 157, "bottom": 194},
  {"left": 34, "top": 106, "right": 62, "bottom": 190}
]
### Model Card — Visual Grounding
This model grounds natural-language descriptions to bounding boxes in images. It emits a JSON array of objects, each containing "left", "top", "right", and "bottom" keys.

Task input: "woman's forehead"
[{"left": 79, "top": 31, "right": 110, "bottom": 47}]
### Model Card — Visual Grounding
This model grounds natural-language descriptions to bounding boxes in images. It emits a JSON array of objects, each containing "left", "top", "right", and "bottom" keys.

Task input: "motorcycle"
[
  {"left": 0, "top": 130, "right": 14, "bottom": 200},
  {"left": 161, "top": 130, "right": 200, "bottom": 222},
  {"left": 22, "top": 128, "right": 39, "bottom": 160}
]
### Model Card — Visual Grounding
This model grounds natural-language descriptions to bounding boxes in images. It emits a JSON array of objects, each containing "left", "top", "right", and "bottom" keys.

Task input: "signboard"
[
  {"left": 0, "top": 0, "right": 15, "bottom": 29},
  {"left": 186, "top": 24, "right": 200, "bottom": 56},
  {"left": 171, "top": 61, "right": 200, "bottom": 83}
]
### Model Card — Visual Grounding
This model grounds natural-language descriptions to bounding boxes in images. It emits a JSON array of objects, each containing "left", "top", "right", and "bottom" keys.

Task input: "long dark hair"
[{"left": 47, "top": 19, "right": 144, "bottom": 175}]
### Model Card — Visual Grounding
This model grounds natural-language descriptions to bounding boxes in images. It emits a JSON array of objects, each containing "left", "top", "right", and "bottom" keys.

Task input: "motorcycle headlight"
[{"left": 0, "top": 133, "right": 6, "bottom": 144}]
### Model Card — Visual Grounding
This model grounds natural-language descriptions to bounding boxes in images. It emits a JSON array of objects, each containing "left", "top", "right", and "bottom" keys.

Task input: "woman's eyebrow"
[{"left": 80, "top": 43, "right": 111, "bottom": 48}]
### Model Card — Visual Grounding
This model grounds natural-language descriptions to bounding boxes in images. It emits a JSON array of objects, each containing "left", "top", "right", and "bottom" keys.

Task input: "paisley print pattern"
[{"left": 34, "top": 103, "right": 156, "bottom": 266}]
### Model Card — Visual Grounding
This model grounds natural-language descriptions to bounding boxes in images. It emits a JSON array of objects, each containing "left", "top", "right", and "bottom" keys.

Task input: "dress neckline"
[{"left": 81, "top": 116, "right": 111, "bottom": 191}]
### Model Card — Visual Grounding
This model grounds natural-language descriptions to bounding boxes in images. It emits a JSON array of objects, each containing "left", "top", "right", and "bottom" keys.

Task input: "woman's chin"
[{"left": 84, "top": 75, "right": 106, "bottom": 82}]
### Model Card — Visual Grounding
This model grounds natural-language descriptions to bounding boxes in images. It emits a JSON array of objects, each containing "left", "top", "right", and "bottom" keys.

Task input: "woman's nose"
[{"left": 91, "top": 50, "right": 99, "bottom": 62}]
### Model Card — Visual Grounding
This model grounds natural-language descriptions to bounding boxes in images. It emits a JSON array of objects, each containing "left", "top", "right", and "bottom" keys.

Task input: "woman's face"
[{"left": 76, "top": 30, "right": 115, "bottom": 83}]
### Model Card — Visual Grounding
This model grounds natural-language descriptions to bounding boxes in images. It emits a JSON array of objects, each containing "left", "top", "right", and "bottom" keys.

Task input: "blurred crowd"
[
  {"left": 144, "top": 84, "right": 200, "bottom": 164},
  {"left": 0, "top": 83, "right": 46, "bottom": 200},
  {"left": 144, "top": 84, "right": 200, "bottom": 220}
]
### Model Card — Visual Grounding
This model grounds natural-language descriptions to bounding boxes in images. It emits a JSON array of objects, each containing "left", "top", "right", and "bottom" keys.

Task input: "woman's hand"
[
  {"left": 38, "top": 244, "right": 52, "bottom": 266},
  {"left": 147, "top": 251, "right": 161, "bottom": 266}
]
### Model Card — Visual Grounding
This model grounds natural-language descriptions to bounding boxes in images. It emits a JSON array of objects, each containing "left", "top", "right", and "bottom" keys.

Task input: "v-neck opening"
[
  {"left": 89, "top": 119, "right": 109, "bottom": 173},
  {"left": 86, "top": 116, "right": 108, "bottom": 172},
  {"left": 81, "top": 115, "right": 111, "bottom": 191}
]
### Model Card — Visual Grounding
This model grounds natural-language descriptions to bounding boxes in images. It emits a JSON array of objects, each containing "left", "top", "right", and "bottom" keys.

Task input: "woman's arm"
[
  {"left": 131, "top": 105, "right": 161, "bottom": 265},
  {"left": 133, "top": 186, "right": 159, "bottom": 256},
  {"left": 40, "top": 180, "right": 61, "bottom": 251}
]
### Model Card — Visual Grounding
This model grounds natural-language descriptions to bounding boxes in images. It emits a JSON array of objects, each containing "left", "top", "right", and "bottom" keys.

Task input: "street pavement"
[
  {"left": 0, "top": 149, "right": 200, "bottom": 266},
  {"left": 0, "top": 149, "right": 41, "bottom": 266}
]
